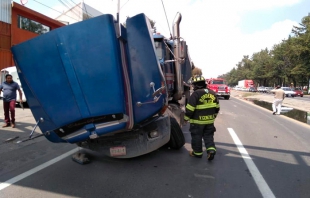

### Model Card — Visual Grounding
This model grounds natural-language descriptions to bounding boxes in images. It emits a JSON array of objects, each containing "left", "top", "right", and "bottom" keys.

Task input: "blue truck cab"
[{"left": 11, "top": 13, "right": 191, "bottom": 158}]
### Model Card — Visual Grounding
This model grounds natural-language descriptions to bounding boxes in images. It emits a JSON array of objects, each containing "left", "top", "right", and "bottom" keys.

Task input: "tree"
[
  {"left": 222, "top": 14, "right": 310, "bottom": 90},
  {"left": 148, "top": 18, "right": 156, "bottom": 33}
]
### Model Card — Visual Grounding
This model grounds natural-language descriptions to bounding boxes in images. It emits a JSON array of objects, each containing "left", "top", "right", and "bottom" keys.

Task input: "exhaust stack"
[{"left": 172, "top": 13, "right": 183, "bottom": 100}]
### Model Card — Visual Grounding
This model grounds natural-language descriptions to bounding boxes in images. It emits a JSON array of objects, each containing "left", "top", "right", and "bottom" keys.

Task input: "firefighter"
[{"left": 184, "top": 75, "right": 220, "bottom": 160}]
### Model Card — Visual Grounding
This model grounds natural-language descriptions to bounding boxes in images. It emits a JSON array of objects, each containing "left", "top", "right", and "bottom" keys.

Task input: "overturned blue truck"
[{"left": 11, "top": 12, "right": 193, "bottom": 159}]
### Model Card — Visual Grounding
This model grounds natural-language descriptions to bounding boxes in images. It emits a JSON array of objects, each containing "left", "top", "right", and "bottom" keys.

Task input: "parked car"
[
  {"left": 257, "top": 86, "right": 265, "bottom": 92},
  {"left": 281, "top": 87, "right": 295, "bottom": 97},
  {"left": 292, "top": 87, "right": 304, "bottom": 97},
  {"left": 263, "top": 87, "right": 273, "bottom": 93},
  {"left": 266, "top": 87, "right": 274, "bottom": 94},
  {"left": 234, "top": 86, "right": 242, "bottom": 91},
  {"left": 249, "top": 87, "right": 257, "bottom": 92}
]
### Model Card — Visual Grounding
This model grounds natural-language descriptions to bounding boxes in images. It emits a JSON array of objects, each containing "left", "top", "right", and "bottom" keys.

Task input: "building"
[
  {"left": 55, "top": 2, "right": 103, "bottom": 25},
  {"left": 0, "top": 1, "right": 65, "bottom": 70}
]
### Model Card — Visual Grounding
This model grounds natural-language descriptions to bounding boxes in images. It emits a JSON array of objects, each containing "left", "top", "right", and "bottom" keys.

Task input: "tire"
[
  {"left": 224, "top": 96, "right": 230, "bottom": 100},
  {"left": 301, "top": 95, "right": 303, "bottom": 97},
  {"left": 168, "top": 117, "right": 185, "bottom": 149}
]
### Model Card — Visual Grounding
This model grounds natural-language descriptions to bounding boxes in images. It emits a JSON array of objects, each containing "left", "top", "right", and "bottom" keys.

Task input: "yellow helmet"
[{"left": 192, "top": 75, "right": 205, "bottom": 83}]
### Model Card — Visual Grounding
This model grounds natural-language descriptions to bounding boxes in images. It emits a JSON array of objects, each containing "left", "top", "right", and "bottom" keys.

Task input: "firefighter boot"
[
  {"left": 207, "top": 150, "right": 216, "bottom": 161},
  {"left": 189, "top": 151, "right": 203, "bottom": 158}
]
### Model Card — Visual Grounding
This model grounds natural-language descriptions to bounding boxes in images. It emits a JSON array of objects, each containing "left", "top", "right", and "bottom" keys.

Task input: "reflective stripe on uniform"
[
  {"left": 196, "top": 103, "right": 217, "bottom": 109},
  {"left": 207, "top": 147, "right": 216, "bottom": 151},
  {"left": 193, "top": 151, "right": 203, "bottom": 155},
  {"left": 189, "top": 119, "right": 214, "bottom": 124},
  {"left": 184, "top": 115, "right": 190, "bottom": 121},
  {"left": 186, "top": 104, "right": 195, "bottom": 111}
]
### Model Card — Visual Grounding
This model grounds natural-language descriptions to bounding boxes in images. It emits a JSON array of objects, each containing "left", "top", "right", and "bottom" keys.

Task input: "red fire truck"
[{"left": 206, "top": 78, "right": 230, "bottom": 100}]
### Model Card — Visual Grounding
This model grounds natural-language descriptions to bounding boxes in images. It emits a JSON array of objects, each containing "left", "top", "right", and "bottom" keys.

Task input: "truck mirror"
[
  {"left": 180, "top": 41, "right": 187, "bottom": 59},
  {"left": 187, "top": 78, "right": 192, "bottom": 84}
]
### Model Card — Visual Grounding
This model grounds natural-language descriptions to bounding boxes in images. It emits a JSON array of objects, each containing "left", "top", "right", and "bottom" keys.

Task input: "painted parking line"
[
  {"left": 0, "top": 148, "right": 79, "bottom": 191},
  {"left": 227, "top": 128, "right": 275, "bottom": 198}
]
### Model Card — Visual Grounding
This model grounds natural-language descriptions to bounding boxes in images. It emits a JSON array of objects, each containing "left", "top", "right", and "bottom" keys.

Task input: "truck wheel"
[
  {"left": 224, "top": 96, "right": 230, "bottom": 100},
  {"left": 168, "top": 117, "right": 185, "bottom": 149}
]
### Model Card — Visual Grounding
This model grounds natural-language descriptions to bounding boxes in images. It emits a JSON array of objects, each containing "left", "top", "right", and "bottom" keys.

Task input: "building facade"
[
  {"left": 55, "top": 2, "right": 103, "bottom": 25},
  {"left": 0, "top": 1, "right": 65, "bottom": 70}
]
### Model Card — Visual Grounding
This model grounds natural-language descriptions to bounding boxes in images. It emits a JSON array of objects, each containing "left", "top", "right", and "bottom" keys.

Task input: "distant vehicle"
[
  {"left": 281, "top": 87, "right": 295, "bottom": 97},
  {"left": 238, "top": 79, "right": 254, "bottom": 89},
  {"left": 206, "top": 78, "right": 230, "bottom": 100},
  {"left": 234, "top": 86, "right": 242, "bottom": 91},
  {"left": 257, "top": 86, "right": 265, "bottom": 92},
  {"left": 263, "top": 87, "right": 273, "bottom": 93},
  {"left": 265, "top": 87, "right": 274, "bottom": 94},
  {"left": 292, "top": 87, "right": 303, "bottom": 97},
  {"left": 0, "top": 66, "right": 27, "bottom": 103},
  {"left": 249, "top": 87, "right": 257, "bottom": 92}
]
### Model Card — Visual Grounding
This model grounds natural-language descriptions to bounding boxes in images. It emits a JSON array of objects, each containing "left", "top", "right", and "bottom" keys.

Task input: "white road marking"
[
  {"left": 0, "top": 148, "right": 79, "bottom": 191},
  {"left": 227, "top": 128, "right": 275, "bottom": 198}
]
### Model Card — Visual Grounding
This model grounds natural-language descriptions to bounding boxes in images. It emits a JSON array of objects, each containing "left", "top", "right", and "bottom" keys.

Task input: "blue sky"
[
  {"left": 14, "top": 0, "right": 309, "bottom": 78},
  {"left": 240, "top": 0, "right": 310, "bottom": 34}
]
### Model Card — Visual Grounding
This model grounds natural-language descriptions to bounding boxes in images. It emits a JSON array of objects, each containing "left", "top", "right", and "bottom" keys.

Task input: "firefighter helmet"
[
  {"left": 192, "top": 75, "right": 205, "bottom": 83},
  {"left": 192, "top": 75, "right": 206, "bottom": 90}
]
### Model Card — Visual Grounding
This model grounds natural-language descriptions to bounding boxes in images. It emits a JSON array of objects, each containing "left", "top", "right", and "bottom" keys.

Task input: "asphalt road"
[{"left": 1, "top": 97, "right": 310, "bottom": 198}]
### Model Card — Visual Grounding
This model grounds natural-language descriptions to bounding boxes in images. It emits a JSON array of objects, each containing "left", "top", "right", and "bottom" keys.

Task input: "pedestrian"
[
  {"left": 272, "top": 85, "right": 285, "bottom": 115},
  {"left": 0, "top": 74, "right": 23, "bottom": 128},
  {"left": 184, "top": 75, "right": 220, "bottom": 161}
]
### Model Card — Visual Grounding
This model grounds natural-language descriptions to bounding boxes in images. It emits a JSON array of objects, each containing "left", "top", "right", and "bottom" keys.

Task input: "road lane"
[
  {"left": 221, "top": 97, "right": 310, "bottom": 198},
  {"left": 0, "top": 102, "right": 262, "bottom": 197},
  {"left": 1, "top": 97, "right": 310, "bottom": 197},
  {"left": 228, "top": 128, "right": 275, "bottom": 198}
]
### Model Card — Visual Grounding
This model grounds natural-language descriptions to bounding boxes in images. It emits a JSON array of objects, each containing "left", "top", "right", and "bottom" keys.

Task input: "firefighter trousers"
[{"left": 190, "top": 123, "right": 216, "bottom": 154}]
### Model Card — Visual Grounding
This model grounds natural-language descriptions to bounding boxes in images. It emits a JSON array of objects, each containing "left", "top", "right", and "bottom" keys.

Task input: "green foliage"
[{"left": 223, "top": 15, "right": 310, "bottom": 88}]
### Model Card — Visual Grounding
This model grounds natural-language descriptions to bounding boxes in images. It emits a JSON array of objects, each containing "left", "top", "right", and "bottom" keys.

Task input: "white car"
[
  {"left": 281, "top": 87, "right": 295, "bottom": 97},
  {"left": 257, "top": 86, "right": 265, "bottom": 92}
]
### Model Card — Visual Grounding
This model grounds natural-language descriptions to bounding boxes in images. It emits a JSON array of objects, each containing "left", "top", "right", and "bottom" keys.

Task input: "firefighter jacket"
[{"left": 184, "top": 88, "right": 220, "bottom": 124}]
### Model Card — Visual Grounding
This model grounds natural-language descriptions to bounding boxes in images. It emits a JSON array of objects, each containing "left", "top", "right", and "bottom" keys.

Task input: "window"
[
  {"left": 154, "top": 40, "right": 163, "bottom": 60},
  {"left": 211, "top": 80, "right": 224, "bottom": 84},
  {"left": 18, "top": 15, "right": 50, "bottom": 35}
]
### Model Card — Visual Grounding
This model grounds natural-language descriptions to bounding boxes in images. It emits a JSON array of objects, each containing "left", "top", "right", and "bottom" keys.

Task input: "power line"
[
  {"left": 121, "top": 0, "right": 129, "bottom": 9},
  {"left": 58, "top": 0, "right": 81, "bottom": 19},
  {"left": 160, "top": 0, "right": 172, "bottom": 39},
  {"left": 65, "top": 0, "right": 89, "bottom": 19},
  {"left": 32, "top": 0, "right": 80, "bottom": 22},
  {"left": 69, "top": 0, "right": 93, "bottom": 18},
  {"left": 82, "top": 1, "right": 90, "bottom": 19}
]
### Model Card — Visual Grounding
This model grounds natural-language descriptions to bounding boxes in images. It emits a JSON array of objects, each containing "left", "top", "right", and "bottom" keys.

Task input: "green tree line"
[{"left": 220, "top": 14, "right": 310, "bottom": 89}]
